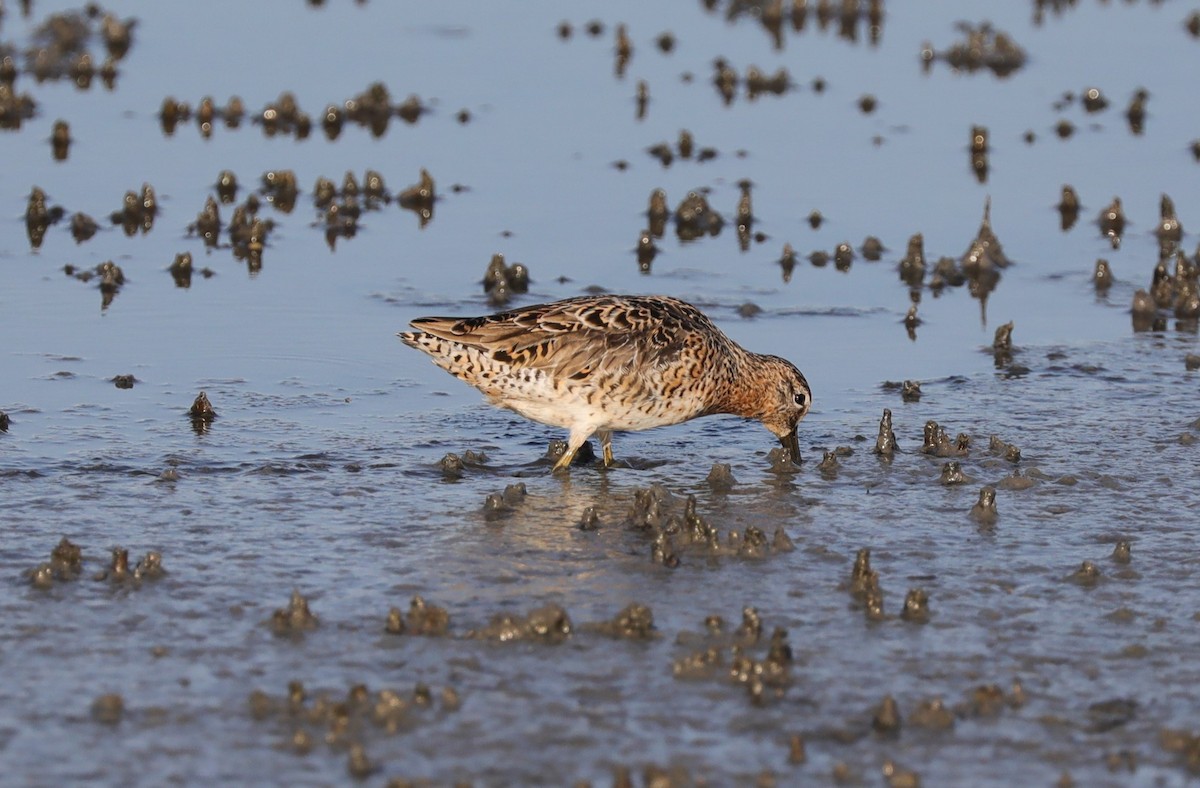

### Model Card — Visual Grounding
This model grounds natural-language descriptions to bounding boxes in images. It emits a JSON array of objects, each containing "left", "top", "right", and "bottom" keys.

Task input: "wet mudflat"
[{"left": 3, "top": 1, "right": 1200, "bottom": 785}]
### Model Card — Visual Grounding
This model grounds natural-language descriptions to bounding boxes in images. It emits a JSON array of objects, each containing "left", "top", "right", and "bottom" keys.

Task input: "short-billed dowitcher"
[{"left": 399, "top": 294, "right": 811, "bottom": 471}]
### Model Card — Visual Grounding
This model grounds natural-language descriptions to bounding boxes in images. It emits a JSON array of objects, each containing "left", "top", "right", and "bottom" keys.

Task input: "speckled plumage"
[{"left": 399, "top": 294, "right": 812, "bottom": 470}]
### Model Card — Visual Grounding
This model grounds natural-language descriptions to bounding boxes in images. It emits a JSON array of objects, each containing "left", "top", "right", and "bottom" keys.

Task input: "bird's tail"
[{"left": 397, "top": 330, "right": 424, "bottom": 350}]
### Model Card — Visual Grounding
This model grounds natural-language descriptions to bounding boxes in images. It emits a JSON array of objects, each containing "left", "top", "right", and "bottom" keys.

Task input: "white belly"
[{"left": 488, "top": 372, "right": 702, "bottom": 433}]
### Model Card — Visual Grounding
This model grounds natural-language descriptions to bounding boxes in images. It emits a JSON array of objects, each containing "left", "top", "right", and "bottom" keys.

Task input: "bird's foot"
[{"left": 552, "top": 449, "right": 576, "bottom": 473}]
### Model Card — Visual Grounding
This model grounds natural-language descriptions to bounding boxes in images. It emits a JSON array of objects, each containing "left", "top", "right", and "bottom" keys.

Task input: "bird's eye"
[{"left": 793, "top": 391, "right": 807, "bottom": 407}]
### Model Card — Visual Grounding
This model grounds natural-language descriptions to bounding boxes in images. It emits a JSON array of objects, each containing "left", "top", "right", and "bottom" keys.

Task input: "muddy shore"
[{"left": 3, "top": 2, "right": 1200, "bottom": 785}]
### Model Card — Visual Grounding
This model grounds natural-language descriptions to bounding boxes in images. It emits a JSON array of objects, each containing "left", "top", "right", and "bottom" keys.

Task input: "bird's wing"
[{"left": 409, "top": 295, "right": 716, "bottom": 378}]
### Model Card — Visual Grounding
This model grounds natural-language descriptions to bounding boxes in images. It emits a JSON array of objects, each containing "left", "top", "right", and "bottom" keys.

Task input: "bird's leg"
[
  {"left": 597, "top": 430, "right": 614, "bottom": 467},
  {"left": 552, "top": 447, "right": 577, "bottom": 472},
  {"left": 553, "top": 426, "right": 595, "bottom": 473}
]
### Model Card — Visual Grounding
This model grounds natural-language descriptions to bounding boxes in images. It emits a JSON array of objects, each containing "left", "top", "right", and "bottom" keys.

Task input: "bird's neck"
[{"left": 709, "top": 349, "right": 770, "bottom": 419}]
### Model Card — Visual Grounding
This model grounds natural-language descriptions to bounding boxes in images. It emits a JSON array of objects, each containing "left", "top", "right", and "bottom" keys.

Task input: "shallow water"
[{"left": 2, "top": 1, "right": 1200, "bottom": 785}]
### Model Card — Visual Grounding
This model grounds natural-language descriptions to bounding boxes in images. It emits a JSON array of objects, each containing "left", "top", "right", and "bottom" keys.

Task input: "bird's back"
[{"left": 400, "top": 295, "right": 743, "bottom": 431}]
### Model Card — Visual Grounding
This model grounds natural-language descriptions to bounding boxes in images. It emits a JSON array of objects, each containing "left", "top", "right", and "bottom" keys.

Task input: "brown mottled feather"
[
  {"left": 408, "top": 294, "right": 716, "bottom": 379},
  {"left": 400, "top": 294, "right": 812, "bottom": 470}
]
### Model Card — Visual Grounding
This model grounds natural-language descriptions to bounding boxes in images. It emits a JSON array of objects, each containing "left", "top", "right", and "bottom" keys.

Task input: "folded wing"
[{"left": 409, "top": 295, "right": 715, "bottom": 380}]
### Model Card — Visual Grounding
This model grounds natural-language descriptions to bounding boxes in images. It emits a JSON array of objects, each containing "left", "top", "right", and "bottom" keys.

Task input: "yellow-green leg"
[
  {"left": 552, "top": 447, "right": 576, "bottom": 472},
  {"left": 553, "top": 426, "right": 595, "bottom": 473},
  {"left": 598, "top": 430, "right": 614, "bottom": 467}
]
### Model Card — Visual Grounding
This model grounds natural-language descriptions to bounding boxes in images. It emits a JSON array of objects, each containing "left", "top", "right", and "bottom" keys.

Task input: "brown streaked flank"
[{"left": 399, "top": 294, "right": 812, "bottom": 471}]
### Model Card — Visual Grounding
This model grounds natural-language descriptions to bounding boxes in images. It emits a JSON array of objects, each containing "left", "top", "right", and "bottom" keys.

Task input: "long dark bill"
[{"left": 780, "top": 429, "right": 801, "bottom": 465}]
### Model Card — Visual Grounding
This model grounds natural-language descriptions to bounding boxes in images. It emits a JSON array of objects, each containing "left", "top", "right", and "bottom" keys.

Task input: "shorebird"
[{"left": 399, "top": 294, "right": 812, "bottom": 471}]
